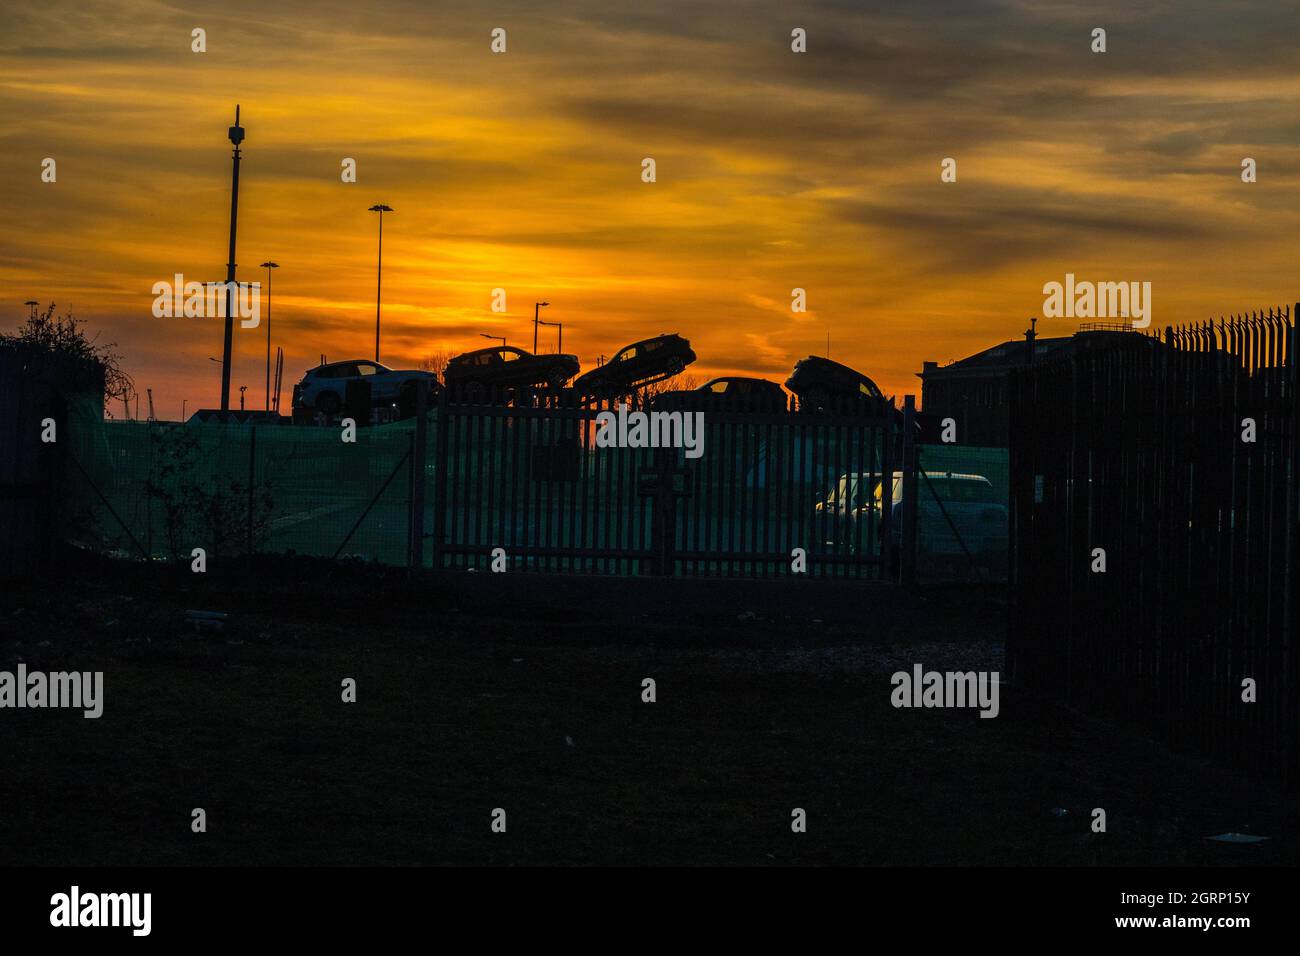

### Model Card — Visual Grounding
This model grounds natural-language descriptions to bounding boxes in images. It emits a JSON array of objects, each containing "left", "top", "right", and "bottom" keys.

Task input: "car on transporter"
[
  {"left": 785, "top": 355, "right": 894, "bottom": 415},
  {"left": 651, "top": 376, "right": 788, "bottom": 413},
  {"left": 443, "top": 345, "right": 580, "bottom": 400},
  {"left": 292, "top": 360, "right": 440, "bottom": 416},
  {"left": 573, "top": 333, "right": 696, "bottom": 398}
]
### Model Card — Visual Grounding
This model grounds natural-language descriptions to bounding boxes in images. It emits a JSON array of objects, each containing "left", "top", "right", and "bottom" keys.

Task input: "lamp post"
[
  {"left": 532, "top": 301, "right": 549, "bottom": 353},
  {"left": 537, "top": 318, "right": 562, "bottom": 354},
  {"left": 239, "top": 385, "right": 247, "bottom": 412},
  {"left": 220, "top": 105, "right": 245, "bottom": 414},
  {"left": 209, "top": 356, "right": 223, "bottom": 405},
  {"left": 480, "top": 333, "right": 506, "bottom": 347},
  {"left": 260, "top": 261, "right": 278, "bottom": 410},
  {"left": 369, "top": 204, "right": 393, "bottom": 363}
]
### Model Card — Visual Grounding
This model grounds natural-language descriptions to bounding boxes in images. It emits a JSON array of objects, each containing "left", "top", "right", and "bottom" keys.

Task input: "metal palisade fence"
[
  {"left": 1008, "top": 306, "right": 1300, "bottom": 784},
  {"left": 426, "top": 391, "right": 897, "bottom": 577}
]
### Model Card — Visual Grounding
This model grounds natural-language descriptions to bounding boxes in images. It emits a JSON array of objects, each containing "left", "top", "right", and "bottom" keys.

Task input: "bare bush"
[
  {"left": 1, "top": 303, "right": 134, "bottom": 412},
  {"left": 419, "top": 347, "right": 457, "bottom": 382}
]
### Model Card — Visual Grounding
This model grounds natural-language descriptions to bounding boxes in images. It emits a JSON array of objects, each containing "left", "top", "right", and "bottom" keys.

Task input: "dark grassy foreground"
[{"left": 0, "top": 551, "right": 1295, "bottom": 866}]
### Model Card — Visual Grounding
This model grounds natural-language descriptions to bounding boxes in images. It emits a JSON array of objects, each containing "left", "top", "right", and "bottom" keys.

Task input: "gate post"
[
  {"left": 879, "top": 399, "right": 894, "bottom": 580},
  {"left": 1007, "top": 367, "right": 1023, "bottom": 684},
  {"left": 637, "top": 446, "right": 680, "bottom": 577},
  {"left": 900, "top": 394, "right": 918, "bottom": 585},
  {"left": 430, "top": 386, "right": 449, "bottom": 571},
  {"left": 1285, "top": 310, "right": 1300, "bottom": 785},
  {"left": 246, "top": 425, "right": 256, "bottom": 558},
  {"left": 409, "top": 380, "right": 428, "bottom": 570}
]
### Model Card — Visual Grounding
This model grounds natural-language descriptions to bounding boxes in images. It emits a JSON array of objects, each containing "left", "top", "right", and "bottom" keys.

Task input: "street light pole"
[
  {"left": 537, "top": 318, "right": 562, "bottom": 354},
  {"left": 220, "top": 105, "right": 245, "bottom": 414},
  {"left": 533, "top": 300, "right": 549, "bottom": 353},
  {"left": 260, "top": 261, "right": 278, "bottom": 410},
  {"left": 369, "top": 204, "right": 393, "bottom": 363},
  {"left": 480, "top": 333, "right": 506, "bottom": 347}
]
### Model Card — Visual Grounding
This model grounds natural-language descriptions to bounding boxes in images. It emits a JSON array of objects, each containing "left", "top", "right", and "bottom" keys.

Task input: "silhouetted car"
[
  {"left": 574, "top": 334, "right": 696, "bottom": 398},
  {"left": 293, "top": 360, "right": 439, "bottom": 416},
  {"left": 785, "top": 356, "right": 892, "bottom": 414},
  {"left": 652, "top": 377, "right": 787, "bottom": 413},
  {"left": 443, "top": 346, "right": 579, "bottom": 399}
]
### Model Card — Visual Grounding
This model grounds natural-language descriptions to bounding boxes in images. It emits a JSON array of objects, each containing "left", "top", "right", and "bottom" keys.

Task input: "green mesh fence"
[
  {"left": 63, "top": 397, "right": 418, "bottom": 566},
  {"left": 60, "top": 398, "right": 898, "bottom": 579},
  {"left": 913, "top": 444, "right": 1009, "bottom": 581}
]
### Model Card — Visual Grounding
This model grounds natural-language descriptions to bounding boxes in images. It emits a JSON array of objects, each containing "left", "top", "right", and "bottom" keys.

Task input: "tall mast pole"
[{"left": 220, "top": 105, "right": 245, "bottom": 414}]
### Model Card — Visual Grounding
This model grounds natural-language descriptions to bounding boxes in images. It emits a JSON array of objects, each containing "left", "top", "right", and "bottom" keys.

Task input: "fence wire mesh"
[
  {"left": 63, "top": 395, "right": 417, "bottom": 566},
  {"left": 913, "top": 444, "right": 1010, "bottom": 582}
]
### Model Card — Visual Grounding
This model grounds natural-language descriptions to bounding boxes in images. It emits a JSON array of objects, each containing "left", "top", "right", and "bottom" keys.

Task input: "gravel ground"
[{"left": 0, "top": 551, "right": 1293, "bottom": 866}]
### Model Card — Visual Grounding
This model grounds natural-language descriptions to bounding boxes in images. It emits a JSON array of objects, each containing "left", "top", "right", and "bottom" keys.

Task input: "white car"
[
  {"left": 897, "top": 472, "right": 1007, "bottom": 558},
  {"left": 292, "top": 360, "right": 439, "bottom": 415},
  {"left": 820, "top": 470, "right": 1007, "bottom": 559}
]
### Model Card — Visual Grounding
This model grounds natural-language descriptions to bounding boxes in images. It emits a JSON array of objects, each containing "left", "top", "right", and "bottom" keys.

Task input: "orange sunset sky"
[{"left": 2, "top": 0, "right": 1298, "bottom": 417}]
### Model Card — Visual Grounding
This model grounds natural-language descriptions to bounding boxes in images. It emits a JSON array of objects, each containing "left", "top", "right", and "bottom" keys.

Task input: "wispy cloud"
[{"left": 0, "top": 0, "right": 1295, "bottom": 412}]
